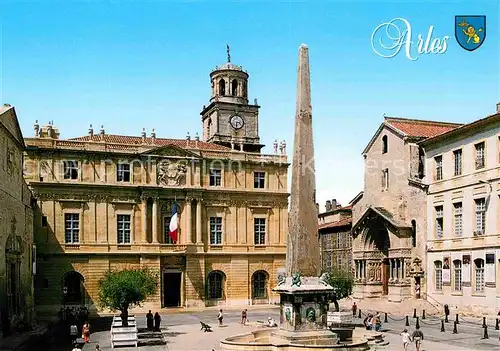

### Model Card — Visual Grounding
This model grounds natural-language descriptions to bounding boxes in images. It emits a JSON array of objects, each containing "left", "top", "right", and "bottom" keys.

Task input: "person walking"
[
  {"left": 217, "top": 309, "right": 223, "bottom": 326},
  {"left": 241, "top": 309, "right": 247, "bottom": 324},
  {"left": 82, "top": 321, "right": 90, "bottom": 343},
  {"left": 154, "top": 312, "right": 161, "bottom": 332},
  {"left": 352, "top": 302, "right": 357, "bottom": 317},
  {"left": 411, "top": 325, "right": 424, "bottom": 351},
  {"left": 400, "top": 328, "right": 411, "bottom": 351}
]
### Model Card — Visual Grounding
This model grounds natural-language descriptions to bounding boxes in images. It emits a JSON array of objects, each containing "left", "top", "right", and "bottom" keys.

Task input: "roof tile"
[
  {"left": 318, "top": 217, "right": 352, "bottom": 230},
  {"left": 385, "top": 117, "right": 462, "bottom": 138}
]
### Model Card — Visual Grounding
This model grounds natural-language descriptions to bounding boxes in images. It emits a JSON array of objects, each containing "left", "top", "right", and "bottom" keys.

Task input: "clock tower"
[{"left": 201, "top": 47, "right": 263, "bottom": 153}]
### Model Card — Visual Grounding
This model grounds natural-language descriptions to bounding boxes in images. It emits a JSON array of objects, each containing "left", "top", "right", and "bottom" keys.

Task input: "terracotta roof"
[
  {"left": 69, "top": 134, "right": 231, "bottom": 151},
  {"left": 318, "top": 218, "right": 352, "bottom": 231},
  {"left": 385, "top": 117, "right": 462, "bottom": 138}
]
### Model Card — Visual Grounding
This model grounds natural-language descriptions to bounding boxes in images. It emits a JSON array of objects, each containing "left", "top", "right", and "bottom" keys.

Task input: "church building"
[{"left": 23, "top": 53, "right": 289, "bottom": 313}]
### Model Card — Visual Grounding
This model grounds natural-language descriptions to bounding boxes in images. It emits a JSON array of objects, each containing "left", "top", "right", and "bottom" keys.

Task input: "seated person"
[
  {"left": 363, "top": 314, "right": 373, "bottom": 330},
  {"left": 267, "top": 317, "right": 277, "bottom": 327}
]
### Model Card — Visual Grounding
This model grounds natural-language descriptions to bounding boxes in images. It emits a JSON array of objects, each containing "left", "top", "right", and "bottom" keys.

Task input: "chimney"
[
  {"left": 497, "top": 102, "right": 500, "bottom": 113},
  {"left": 186, "top": 132, "right": 191, "bottom": 141},
  {"left": 34, "top": 120, "right": 39, "bottom": 138},
  {"left": 88, "top": 124, "right": 94, "bottom": 137},
  {"left": 151, "top": 129, "right": 156, "bottom": 144},
  {"left": 273, "top": 139, "right": 278, "bottom": 154},
  {"left": 195, "top": 132, "right": 200, "bottom": 141},
  {"left": 316, "top": 203, "right": 320, "bottom": 213},
  {"left": 141, "top": 128, "right": 146, "bottom": 143},
  {"left": 100, "top": 125, "right": 105, "bottom": 135},
  {"left": 331, "top": 199, "right": 337, "bottom": 209},
  {"left": 281, "top": 140, "right": 287, "bottom": 154},
  {"left": 325, "top": 200, "right": 332, "bottom": 211}
]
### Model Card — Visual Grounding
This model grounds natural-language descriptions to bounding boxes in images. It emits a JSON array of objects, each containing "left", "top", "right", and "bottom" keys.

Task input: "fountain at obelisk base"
[{"left": 220, "top": 45, "right": 375, "bottom": 351}]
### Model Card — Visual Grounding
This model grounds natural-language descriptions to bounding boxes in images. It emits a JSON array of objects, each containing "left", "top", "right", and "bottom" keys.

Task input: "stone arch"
[
  {"left": 62, "top": 271, "right": 85, "bottom": 305},
  {"left": 362, "top": 219, "right": 390, "bottom": 256},
  {"left": 207, "top": 270, "right": 226, "bottom": 300},
  {"left": 218, "top": 79, "right": 226, "bottom": 96},
  {"left": 231, "top": 79, "right": 238, "bottom": 96},
  {"left": 251, "top": 270, "right": 269, "bottom": 303}
]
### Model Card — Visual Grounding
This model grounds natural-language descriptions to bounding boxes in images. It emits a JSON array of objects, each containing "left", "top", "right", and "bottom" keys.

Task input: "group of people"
[
  {"left": 401, "top": 326, "right": 424, "bottom": 351},
  {"left": 363, "top": 312, "right": 382, "bottom": 331},
  {"left": 146, "top": 310, "right": 162, "bottom": 332},
  {"left": 69, "top": 320, "right": 91, "bottom": 349}
]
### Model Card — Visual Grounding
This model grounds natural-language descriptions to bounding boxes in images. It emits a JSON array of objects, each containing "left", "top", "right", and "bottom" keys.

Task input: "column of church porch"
[
  {"left": 389, "top": 259, "right": 393, "bottom": 280},
  {"left": 141, "top": 197, "right": 148, "bottom": 243},
  {"left": 185, "top": 199, "right": 193, "bottom": 244},
  {"left": 152, "top": 197, "right": 159, "bottom": 243},
  {"left": 196, "top": 199, "right": 203, "bottom": 244}
]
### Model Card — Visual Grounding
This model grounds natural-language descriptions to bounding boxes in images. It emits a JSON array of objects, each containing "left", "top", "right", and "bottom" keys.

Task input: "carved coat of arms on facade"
[{"left": 157, "top": 160, "right": 187, "bottom": 186}]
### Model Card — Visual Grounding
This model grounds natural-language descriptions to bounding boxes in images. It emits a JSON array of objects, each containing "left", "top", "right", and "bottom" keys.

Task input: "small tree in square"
[
  {"left": 324, "top": 267, "right": 354, "bottom": 312},
  {"left": 98, "top": 268, "right": 158, "bottom": 326}
]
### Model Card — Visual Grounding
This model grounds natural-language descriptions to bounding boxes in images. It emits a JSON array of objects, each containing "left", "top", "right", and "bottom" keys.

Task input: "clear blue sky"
[{"left": 1, "top": 1, "right": 499, "bottom": 209}]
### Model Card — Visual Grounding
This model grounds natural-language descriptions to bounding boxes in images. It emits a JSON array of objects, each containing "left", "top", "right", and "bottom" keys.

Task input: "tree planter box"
[{"left": 111, "top": 316, "right": 138, "bottom": 348}]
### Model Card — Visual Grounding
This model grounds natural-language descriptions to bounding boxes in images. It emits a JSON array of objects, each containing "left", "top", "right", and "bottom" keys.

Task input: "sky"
[{"left": 1, "top": 0, "right": 499, "bottom": 211}]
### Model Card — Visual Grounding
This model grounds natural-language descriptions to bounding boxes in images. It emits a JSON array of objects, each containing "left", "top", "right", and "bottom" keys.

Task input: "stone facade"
[
  {"left": 351, "top": 117, "right": 461, "bottom": 302},
  {"left": 318, "top": 200, "right": 352, "bottom": 274},
  {"left": 421, "top": 108, "right": 500, "bottom": 311},
  {"left": 0, "top": 105, "right": 35, "bottom": 337},
  {"left": 23, "top": 59, "right": 290, "bottom": 314}
]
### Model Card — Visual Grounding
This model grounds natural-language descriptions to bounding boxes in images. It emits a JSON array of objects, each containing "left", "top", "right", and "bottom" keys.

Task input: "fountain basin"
[{"left": 220, "top": 328, "right": 372, "bottom": 351}]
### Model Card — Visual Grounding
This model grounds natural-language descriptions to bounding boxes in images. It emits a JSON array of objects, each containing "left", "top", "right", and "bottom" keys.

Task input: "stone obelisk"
[{"left": 286, "top": 43, "right": 320, "bottom": 278}]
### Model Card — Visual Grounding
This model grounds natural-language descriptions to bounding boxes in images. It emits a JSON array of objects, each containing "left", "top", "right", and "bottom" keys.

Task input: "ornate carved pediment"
[
  {"left": 157, "top": 160, "right": 187, "bottom": 186},
  {"left": 141, "top": 145, "right": 200, "bottom": 158}
]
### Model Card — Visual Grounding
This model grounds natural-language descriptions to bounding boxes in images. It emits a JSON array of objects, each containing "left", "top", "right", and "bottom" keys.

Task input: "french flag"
[{"left": 168, "top": 201, "right": 179, "bottom": 243}]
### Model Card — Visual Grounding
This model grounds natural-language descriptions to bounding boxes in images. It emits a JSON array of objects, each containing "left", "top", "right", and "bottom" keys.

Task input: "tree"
[
  {"left": 98, "top": 268, "right": 158, "bottom": 326},
  {"left": 324, "top": 267, "right": 354, "bottom": 312}
]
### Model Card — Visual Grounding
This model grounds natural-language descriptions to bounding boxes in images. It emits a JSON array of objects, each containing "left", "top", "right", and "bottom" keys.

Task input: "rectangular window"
[
  {"left": 64, "top": 213, "right": 79, "bottom": 244},
  {"left": 435, "top": 156, "right": 443, "bottom": 181},
  {"left": 435, "top": 206, "right": 443, "bottom": 239},
  {"left": 435, "top": 261, "right": 443, "bottom": 291},
  {"left": 254, "top": 172, "right": 265, "bottom": 189},
  {"left": 337, "top": 255, "right": 343, "bottom": 268},
  {"left": 381, "top": 168, "right": 389, "bottom": 189},
  {"left": 453, "top": 202, "right": 463, "bottom": 237},
  {"left": 453, "top": 260, "right": 462, "bottom": 292},
  {"left": 453, "top": 149, "right": 462, "bottom": 176},
  {"left": 209, "top": 216, "right": 222, "bottom": 245},
  {"left": 474, "top": 260, "right": 485, "bottom": 293},
  {"left": 163, "top": 216, "right": 175, "bottom": 244},
  {"left": 117, "top": 163, "right": 131, "bottom": 182},
  {"left": 254, "top": 218, "right": 266, "bottom": 245},
  {"left": 209, "top": 169, "right": 222, "bottom": 186},
  {"left": 117, "top": 214, "right": 131, "bottom": 244},
  {"left": 474, "top": 198, "right": 486, "bottom": 235},
  {"left": 63, "top": 160, "right": 78, "bottom": 180},
  {"left": 41, "top": 216, "right": 48, "bottom": 227},
  {"left": 475, "top": 142, "right": 485, "bottom": 169},
  {"left": 336, "top": 232, "right": 342, "bottom": 249},
  {"left": 322, "top": 250, "right": 332, "bottom": 272}
]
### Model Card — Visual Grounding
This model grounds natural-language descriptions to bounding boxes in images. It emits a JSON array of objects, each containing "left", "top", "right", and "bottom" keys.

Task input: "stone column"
[
  {"left": 141, "top": 196, "right": 148, "bottom": 243},
  {"left": 196, "top": 199, "right": 202, "bottom": 243},
  {"left": 389, "top": 259, "right": 393, "bottom": 280},
  {"left": 152, "top": 197, "right": 158, "bottom": 243},
  {"left": 185, "top": 198, "right": 193, "bottom": 244}
]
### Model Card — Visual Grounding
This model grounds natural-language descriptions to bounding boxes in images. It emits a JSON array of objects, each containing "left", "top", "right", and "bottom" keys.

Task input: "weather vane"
[{"left": 226, "top": 44, "right": 231, "bottom": 62}]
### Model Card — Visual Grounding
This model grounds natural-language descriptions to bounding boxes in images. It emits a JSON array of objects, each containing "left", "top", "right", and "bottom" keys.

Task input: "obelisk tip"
[{"left": 300, "top": 43, "right": 308, "bottom": 49}]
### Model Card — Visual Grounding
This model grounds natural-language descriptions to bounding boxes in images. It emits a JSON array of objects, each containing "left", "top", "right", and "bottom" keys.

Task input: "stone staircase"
[{"left": 137, "top": 328, "right": 166, "bottom": 347}]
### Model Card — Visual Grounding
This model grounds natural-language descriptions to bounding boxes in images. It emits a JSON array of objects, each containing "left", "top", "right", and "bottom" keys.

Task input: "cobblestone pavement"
[{"left": 78, "top": 306, "right": 500, "bottom": 351}]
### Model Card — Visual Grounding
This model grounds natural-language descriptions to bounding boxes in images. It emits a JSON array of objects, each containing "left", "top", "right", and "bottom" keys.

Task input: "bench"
[{"left": 200, "top": 321, "right": 212, "bottom": 332}]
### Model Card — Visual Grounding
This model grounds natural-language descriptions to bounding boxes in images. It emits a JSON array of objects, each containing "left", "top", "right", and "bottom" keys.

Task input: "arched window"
[
  {"left": 474, "top": 258, "right": 485, "bottom": 293},
  {"left": 218, "top": 79, "right": 226, "bottom": 96},
  {"left": 231, "top": 79, "right": 238, "bottom": 96},
  {"left": 252, "top": 271, "right": 268, "bottom": 299},
  {"left": 453, "top": 260, "right": 462, "bottom": 292},
  {"left": 242, "top": 80, "right": 247, "bottom": 98},
  {"left": 207, "top": 119, "right": 212, "bottom": 138},
  {"left": 411, "top": 220, "right": 416, "bottom": 248},
  {"left": 63, "top": 271, "right": 84, "bottom": 304},
  {"left": 382, "top": 135, "right": 388, "bottom": 154},
  {"left": 434, "top": 260, "right": 442, "bottom": 291},
  {"left": 207, "top": 271, "right": 225, "bottom": 299}
]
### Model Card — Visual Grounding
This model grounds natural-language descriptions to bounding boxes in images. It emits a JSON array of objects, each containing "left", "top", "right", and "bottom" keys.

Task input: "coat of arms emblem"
[
  {"left": 157, "top": 160, "right": 187, "bottom": 186},
  {"left": 455, "top": 16, "right": 486, "bottom": 51}
]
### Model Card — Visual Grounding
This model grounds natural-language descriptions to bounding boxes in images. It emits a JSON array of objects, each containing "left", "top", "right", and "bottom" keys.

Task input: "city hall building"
[{"left": 23, "top": 58, "right": 289, "bottom": 313}]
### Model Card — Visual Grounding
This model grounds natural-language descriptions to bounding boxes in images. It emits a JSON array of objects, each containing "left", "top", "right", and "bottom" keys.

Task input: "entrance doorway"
[
  {"left": 381, "top": 259, "right": 389, "bottom": 295},
  {"left": 163, "top": 272, "right": 181, "bottom": 307},
  {"left": 414, "top": 276, "right": 421, "bottom": 299}
]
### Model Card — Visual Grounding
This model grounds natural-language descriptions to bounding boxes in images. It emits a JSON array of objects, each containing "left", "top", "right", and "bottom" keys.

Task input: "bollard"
[
  {"left": 422, "top": 309, "right": 426, "bottom": 319},
  {"left": 413, "top": 308, "right": 417, "bottom": 318},
  {"left": 495, "top": 318, "right": 499, "bottom": 330},
  {"left": 445, "top": 314, "right": 449, "bottom": 323},
  {"left": 415, "top": 317, "right": 420, "bottom": 329},
  {"left": 384, "top": 312, "right": 388, "bottom": 323},
  {"left": 455, "top": 313, "right": 459, "bottom": 324},
  {"left": 453, "top": 321, "right": 458, "bottom": 334},
  {"left": 482, "top": 325, "right": 489, "bottom": 339},
  {"left": 482, "top": 316, "right": 486, "bottom": 328},
  {"left": 358, "top": 309, "right": 361, "bottom": 318},
  {"left": 440, "top": 320, "right": 445, "bottom": 332},
  {"left": 405, "top": 316, "right": 410, "bottom": 326}
]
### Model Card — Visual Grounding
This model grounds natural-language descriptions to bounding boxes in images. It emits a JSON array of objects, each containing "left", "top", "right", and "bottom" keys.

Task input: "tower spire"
[{"left": 286, "top": 43, "right": 319, "bottom": 277}]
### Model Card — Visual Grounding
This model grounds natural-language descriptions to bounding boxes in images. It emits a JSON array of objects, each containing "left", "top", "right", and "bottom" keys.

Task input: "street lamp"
[{"left": 63, "top": 286, "right": 68, "bottom": 320}]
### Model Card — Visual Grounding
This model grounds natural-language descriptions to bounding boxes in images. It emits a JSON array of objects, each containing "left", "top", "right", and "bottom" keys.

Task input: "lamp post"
[{"left": 62, "top": 287, "right": 68, "bottom": 321}]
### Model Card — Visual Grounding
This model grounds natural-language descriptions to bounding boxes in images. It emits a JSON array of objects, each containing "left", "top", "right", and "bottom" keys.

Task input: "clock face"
[{"left": 230, "top": 115, "right": 244, "bottom": 130}]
